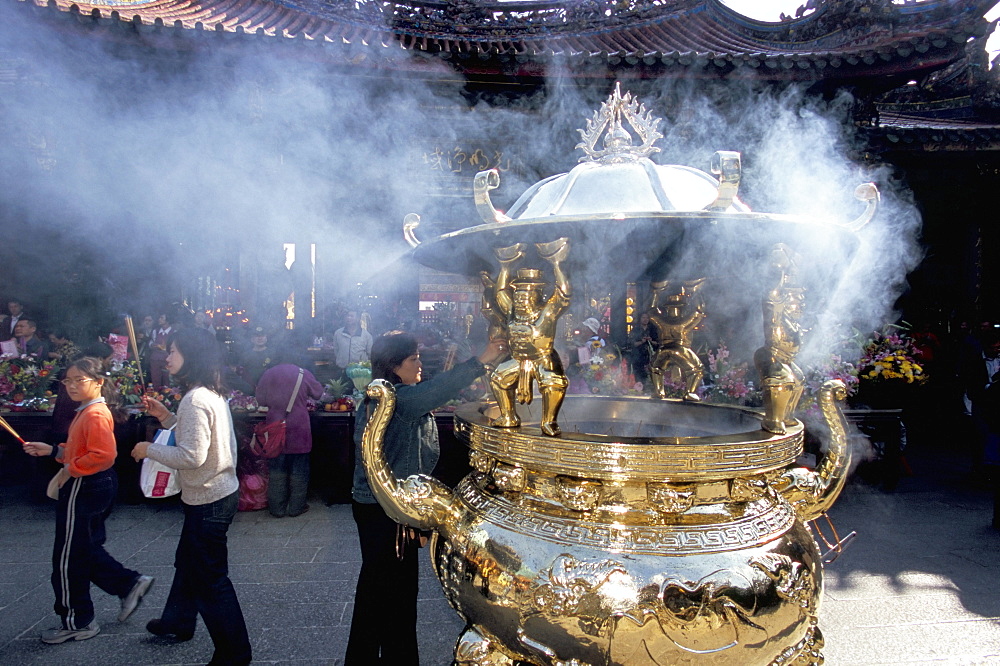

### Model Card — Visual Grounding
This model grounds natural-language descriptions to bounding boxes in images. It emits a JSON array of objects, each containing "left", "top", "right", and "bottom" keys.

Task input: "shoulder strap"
[{"left": 285, "top": 368, "right": 304, "bottom": 415}]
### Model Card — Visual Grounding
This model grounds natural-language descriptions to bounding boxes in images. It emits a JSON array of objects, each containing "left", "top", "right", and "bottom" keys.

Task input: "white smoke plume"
[{"left": 0, "top": 3, "right": 922, "bottom": 360}]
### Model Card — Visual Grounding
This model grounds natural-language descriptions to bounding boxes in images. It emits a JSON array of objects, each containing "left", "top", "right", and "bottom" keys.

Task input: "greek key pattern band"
[{"left": 455, "top": 481, "right": 796, "bottom": 555}]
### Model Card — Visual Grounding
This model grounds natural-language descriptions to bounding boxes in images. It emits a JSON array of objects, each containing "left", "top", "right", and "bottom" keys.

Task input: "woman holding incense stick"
[
  {"left": 22, "top": 356, "right": 154, "bottom": 644},
  {"left": 131, "top": 327, "right": 252, "bottom": 665}
]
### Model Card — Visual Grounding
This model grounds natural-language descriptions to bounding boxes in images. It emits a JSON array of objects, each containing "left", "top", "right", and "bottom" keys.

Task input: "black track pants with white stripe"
[{"left": 52, "top": 469, "right": 139, "bottom": 630}]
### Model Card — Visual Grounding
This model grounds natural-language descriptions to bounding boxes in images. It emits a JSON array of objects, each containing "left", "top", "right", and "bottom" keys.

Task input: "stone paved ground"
[{"left": 0, "top": 433, "right": 998, "bottom": 665}]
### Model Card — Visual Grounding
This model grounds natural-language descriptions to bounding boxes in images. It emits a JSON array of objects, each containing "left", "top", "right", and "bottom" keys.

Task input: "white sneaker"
[
  {"left": 41, "top": 620, "right": 100, "bottom": 644},
  {"left": 119, "top": 575, "right": 154, "bottom": 622}
]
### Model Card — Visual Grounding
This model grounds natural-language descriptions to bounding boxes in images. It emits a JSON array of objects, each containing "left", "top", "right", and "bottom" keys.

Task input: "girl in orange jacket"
[{"left": 23, "top": 356, "right": 153, "bottom": 644}]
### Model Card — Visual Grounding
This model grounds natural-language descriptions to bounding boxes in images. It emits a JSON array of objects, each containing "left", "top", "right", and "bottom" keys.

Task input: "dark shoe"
[
  {"left": 207, "top": 654, "right": 252, "bottom": 666},
  {"left": 41, "top": 620, "right": 100, "bottom": 644},
  {"left": 288, "top": 504, "right": 310, "bottom": 517},
  {"left": 269, "top": 511, "right": 286, "bottom": 518},
  {"left": 146, "top": 618, "right": 194, "bottom": 641},
  {"left": 119, "top": 574, "right": 154, "bottom": 621}
]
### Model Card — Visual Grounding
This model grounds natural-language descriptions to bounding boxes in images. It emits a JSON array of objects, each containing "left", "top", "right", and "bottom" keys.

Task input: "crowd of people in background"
[
  {"left": 4, "top": 292, "right": 1000, "bottom": 438},
  {"left": 0, "top": 298, "right": 393, "bottom": 398},
  {"left": 4, "top": 294, "right": 1000, "bottom": 440}
]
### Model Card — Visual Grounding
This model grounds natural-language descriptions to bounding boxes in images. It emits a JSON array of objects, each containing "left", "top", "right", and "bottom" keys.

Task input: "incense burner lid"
[
  {"left": 506, "top": 159, "right": 748, "bottom": 220},
  {"left": 407, "top": 83, "right": 871, "bottom": 280}
]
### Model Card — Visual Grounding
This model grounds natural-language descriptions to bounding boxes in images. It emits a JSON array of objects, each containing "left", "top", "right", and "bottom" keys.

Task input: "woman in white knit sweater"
[{"left": 132, "top": 328, "right": 251, "bottom": 666}]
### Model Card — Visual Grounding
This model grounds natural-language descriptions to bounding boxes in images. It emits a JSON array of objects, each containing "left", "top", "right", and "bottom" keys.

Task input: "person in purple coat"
[{"left": 254, "top": 351, "right": 323, "bottom": 517}]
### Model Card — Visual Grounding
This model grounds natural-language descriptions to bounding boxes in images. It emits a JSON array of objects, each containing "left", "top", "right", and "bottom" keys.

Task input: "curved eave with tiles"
[
  {"left": 865, "top": 111, "right": 1000, "bottom": 152},
  {"left": 7, "top": 0, "right": 995, "bottom": 80}
]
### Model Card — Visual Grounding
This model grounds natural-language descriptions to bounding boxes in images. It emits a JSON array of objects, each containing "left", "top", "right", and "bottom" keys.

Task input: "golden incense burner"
[{"left": 368, "top": 85, "right": 877, "bottom": 665}]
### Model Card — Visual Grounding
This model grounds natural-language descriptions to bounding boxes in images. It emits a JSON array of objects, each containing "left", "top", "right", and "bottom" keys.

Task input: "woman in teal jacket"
[{"left": 346, "top": 332, "right": 504, "bottom": 665}]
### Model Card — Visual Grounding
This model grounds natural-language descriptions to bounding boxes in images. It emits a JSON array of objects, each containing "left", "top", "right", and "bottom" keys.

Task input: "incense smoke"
[{"left": 0, "top": 3, "right": 922, "bottom": 362}]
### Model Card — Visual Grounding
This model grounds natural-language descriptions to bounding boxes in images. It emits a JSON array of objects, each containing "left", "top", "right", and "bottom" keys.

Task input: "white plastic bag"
[
  {"left": 140, "top": 428, "right": 180, "bottom": 499},
  {"left": 46, "top": 468, "right": 69, "bottom": 500}
]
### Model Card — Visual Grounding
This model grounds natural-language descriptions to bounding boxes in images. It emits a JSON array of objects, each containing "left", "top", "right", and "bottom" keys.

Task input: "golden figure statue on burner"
[
  {"left": 487, "top": 238, "right": 571, "bottom": 437},
  {"left": 754, "top": 244, "right": 807, "bottom": 435},
  {"left": 478, "top": 271, "right": 509, "bottom": 354},
  {"left": 647, "top": 278, "right": 706, "bottom": 401}
]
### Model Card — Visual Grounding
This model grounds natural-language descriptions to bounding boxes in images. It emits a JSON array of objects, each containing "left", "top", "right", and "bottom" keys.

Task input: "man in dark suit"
[
  {"left": 0, "top": 298, "right": 26, "bottom": 341},
  {"left": 14, "top": 318, "right": 49, "bottom": 360}
]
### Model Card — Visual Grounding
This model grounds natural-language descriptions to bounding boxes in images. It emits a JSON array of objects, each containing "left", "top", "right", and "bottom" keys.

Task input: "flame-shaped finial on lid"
[{"left": 575, "top": 82, "right": 664, "bottom": 164}]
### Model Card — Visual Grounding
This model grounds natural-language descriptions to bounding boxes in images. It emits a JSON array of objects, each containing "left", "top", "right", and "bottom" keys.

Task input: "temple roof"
[
  {"left": 7, "top": 0, "right": 1000, "bottom": 148},
  {"left": 9, "top": 0, "right": 997, "bottom": 79},
  {"left": 866, "top": 110, "right": 1000, "bottom": 150}
]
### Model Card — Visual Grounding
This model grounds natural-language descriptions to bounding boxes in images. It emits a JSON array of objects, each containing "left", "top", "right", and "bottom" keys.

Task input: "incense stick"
[
  {"left": 123, "top": 315, "right": 146, "bottom": 393},
  {"left": 0, "top": 414, "right": 25, "bottom": 444}
]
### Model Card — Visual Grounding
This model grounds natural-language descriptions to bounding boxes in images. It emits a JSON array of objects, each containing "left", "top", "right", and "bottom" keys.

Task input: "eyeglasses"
[{"left": 61, "top": 377, "right": 95, "bottom": 387}]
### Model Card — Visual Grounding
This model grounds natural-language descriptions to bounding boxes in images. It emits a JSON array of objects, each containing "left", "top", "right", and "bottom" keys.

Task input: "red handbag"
[
  {"left": 250, "top": 369, "right": 303, "bottom": 459},
  {"left": 250, "top": 420, "right": 286, "bottom": 459}
]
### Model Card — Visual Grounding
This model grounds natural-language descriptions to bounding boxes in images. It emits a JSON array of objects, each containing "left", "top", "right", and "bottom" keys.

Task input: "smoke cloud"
[
  {"left": 0, "top": 3, "right": 467, "bottom": 335},
  {"left": 0, "top": 3, "right": 923, "bottom": 366}
]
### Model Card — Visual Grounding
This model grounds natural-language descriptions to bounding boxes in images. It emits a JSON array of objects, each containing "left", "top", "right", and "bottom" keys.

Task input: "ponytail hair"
[{"left": 68, "top": 356, "right": 126, "bottom": 424}]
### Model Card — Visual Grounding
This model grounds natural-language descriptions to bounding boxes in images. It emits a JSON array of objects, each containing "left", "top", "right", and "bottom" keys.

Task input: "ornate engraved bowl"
[
  {"left": 433, "top": 498, "right": 822, "bottom": 666},
  {"left": 427, "top": 396, "right": 827, "bottom": 666}
]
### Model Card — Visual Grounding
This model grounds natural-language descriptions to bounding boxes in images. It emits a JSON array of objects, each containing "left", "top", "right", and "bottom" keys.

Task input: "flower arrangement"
[
  {"left": 586, "top": 338, "right": 608, "bottom": 364},
  {"left": 579, "top": 347, "right": 641, "bottom": 396},
  {"left": 580, "top": 362, "right": 619, "bottom": 395},
  {"left": 106, "top": 333, "right": 130, "bottom": 365},
  {"left": 798, "top": 354, "right": 859, "bottom": 414},
  {"left": 658, "top": 376, "right": 690, "bottom": 400},
  {"left": 700, "top": 344, "right": 759, "bottom": 406},
  {"left": 857, "top": 329, "right": 927, "bottom": 385},
  {"left": 229, "top": 390, "right": 258, "bottom": 411},
  {"left": 112, "top": 360, "right": 146, "bottom": 405},
  {"left": 145, "top": 386, "right": 184, "bottom": 413},
  {"left": 0, "top": 356, "right": 59, "bottom": 405}
]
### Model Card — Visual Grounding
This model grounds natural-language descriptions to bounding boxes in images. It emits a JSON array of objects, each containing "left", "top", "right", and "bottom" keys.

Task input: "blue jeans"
[
  {"left": 162, "top": 491, "right": 251, "bottom": 665},
  {"left": 52, "top": 469, "right": 140, "bottom": 629},
  {"left": 267, "top": 452, "right": 310, "bottom": 516}
]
